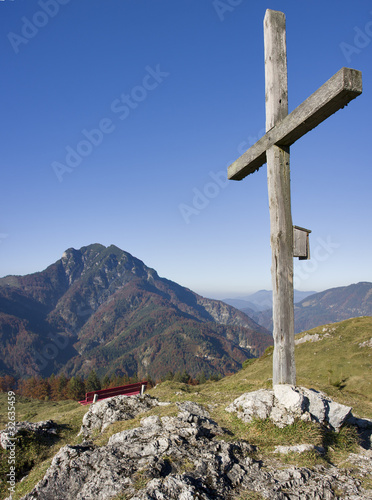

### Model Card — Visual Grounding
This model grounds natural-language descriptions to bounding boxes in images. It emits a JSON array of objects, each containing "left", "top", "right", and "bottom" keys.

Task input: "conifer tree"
[
  {"left": 85, "top": 370, "right": 101, "bottom": 392},
  {"left": 67, "top": 376, "right": 85, "bottom": 400},
  {"left": 102, "top": 374, "right": 111, "bottom": 389}
]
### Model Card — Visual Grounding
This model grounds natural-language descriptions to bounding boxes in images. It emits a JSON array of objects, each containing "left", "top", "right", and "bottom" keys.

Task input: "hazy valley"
[{"left": 228, "top": 282, "right": 372, "bottom": 333}]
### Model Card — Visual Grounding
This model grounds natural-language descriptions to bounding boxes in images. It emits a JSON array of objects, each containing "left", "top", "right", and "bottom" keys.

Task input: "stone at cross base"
[
  {"left": 225, "top": 384, "right": 354, "bottom": 432},
  {"left": 227, "top": 9, "right": 362, "bottom": 386}
]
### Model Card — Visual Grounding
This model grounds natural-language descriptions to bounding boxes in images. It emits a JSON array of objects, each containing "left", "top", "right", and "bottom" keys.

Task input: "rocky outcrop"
[
  {"left": 17, "top": 398, "right": 372, "bottom": 500},
  {"left": 226, "top": 384, "right": 353, "bottom": 431},
  {"left": 79, "top": 394, "right": 159, "bottom": 437},
  {"left": 294, "top": 332, "right": 328, "bottom": 345},
  {"left": 0, "top": 420, "right": 57, "bottom": 449},
  {"left": 273, "top": 444, "right": 325, "bottom": 455},
  {"left": 359, "top": 337, "right": 372, "bottom": 348}
]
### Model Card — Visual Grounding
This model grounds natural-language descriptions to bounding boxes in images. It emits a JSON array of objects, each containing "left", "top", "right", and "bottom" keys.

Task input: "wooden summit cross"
[{"left": 228, "top": 9, "right": 362, "bottom": 386}]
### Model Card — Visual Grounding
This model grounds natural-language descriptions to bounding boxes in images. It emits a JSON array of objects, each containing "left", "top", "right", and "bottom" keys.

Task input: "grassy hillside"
[
  {"left": 246, "top": 316, "right": 372, "bottom": 417},
  {"left": 151, "top": 316, "right": 372, "bottom": 418},
  {"left": 1, "top": 316, "right": 371, "bottom": 499},
  {"left": 0, "top": 396, "right": 88, "bottom": 500}
]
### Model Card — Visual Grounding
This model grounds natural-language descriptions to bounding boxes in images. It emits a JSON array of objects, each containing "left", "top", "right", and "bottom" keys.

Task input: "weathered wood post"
[
  {"left": 264, "top": 10, "right": 295, "bottom": 385},
  {"left": 226, "top": 9, "right": 362, "bottom": 387}
]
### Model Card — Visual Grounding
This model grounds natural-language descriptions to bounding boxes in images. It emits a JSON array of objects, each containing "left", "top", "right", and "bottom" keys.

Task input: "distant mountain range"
[
  {"left": 223, "top": 290, "right": 316, "bottom": 314},
  {"left": 239, "top": 282, "right": 372, "bottom": 333},
  {"left": 0, "top": 244, "right": 272, "bottom": 380}
]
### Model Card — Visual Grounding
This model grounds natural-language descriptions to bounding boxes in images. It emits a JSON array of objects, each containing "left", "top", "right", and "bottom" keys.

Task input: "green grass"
[
  {"left": 0, "top": 395, "right": 88, "bottom": 500},
  {"left": 148, "top": 317, "right": 372, "bottom": 468},
  {"left": 295, "top": 317, "right": 372, "bottom": 417},
  {"left": 167, "top": 316, "right": 372, "bottom": 419},
  {"left": 1, "top": 316, "right": 371, "bottom": 499},
  {"left": 0, "top": 394, "right": 88, "bottom": 429}
]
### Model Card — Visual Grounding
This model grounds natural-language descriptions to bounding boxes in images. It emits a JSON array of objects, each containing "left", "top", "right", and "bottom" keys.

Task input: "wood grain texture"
[
  {"left": 228, "top": 67, "right": 362, "bottom": 180},
  {"left": 293, "top": 226, "right": 311, "bottom": 259},
  {"left": 264, "top": 9, "right": 288, "bottom": 131},
  {"left": 267, "top": 145, "right": 296, "bottom": 385},
  {"left": 264, "top": 9, "right": 296, "bottom": 385}
]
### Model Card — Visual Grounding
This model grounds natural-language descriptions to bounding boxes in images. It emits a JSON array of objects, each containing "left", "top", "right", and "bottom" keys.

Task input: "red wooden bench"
[{"left": 78, "top": 381, "right": 147, "bottom": 405}]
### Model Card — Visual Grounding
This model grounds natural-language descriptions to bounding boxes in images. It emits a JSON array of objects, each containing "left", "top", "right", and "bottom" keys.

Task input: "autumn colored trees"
[
  {"left": 0, "top": 367, "right": 220, "bottom": 402},
  {"left": 0, "top": 370, "right": 149, "bottom": 401},
  {"left": 15, "top": 374, "right": 82, "bottom": 401},
  {"left": 0, "top": 375, "right": 16, "bottom": 392}
]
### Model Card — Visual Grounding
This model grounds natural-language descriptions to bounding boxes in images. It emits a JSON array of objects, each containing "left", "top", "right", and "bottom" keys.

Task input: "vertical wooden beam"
[
  {"left": 264, "top": 10, "right": 288, "bottom": 129},
  {"left": 264, "top": 10, "right": 296, "bottom": 385}
]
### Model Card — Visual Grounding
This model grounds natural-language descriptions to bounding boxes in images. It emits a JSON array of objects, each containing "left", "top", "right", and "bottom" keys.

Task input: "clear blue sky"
[{"left": 0, "top": 0, "right": 371, "bottom": 299}]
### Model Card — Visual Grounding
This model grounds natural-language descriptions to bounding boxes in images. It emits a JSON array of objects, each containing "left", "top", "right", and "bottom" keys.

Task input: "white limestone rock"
[
  {"left": 269, "top": 405, "right": 295, "bottom": 427},
  {"left": 274, "top": 444, "right": 325, "bottom": 455},
  {"left": 226, "top": 385, "right": 353, "bottom": 432},
  {"left": 273, "top": 384, "right": 307, "bottom": 413},
  {"left": 17, "top": 400, "right": 372, "bottom": 500},
  {"left": 301, "top": 387, "right": 327, "bottom": 423},
  {"left": 79, "top": 394, "right": 159, "bottom": 438},
  {"left": 294, "top": 333, "right": 322, "bottom": 345},
  {"left": 225, "top": 389, "right": 274, "bottom": 422},
  {"left": 327, "top": 399, "right": 352, "bottom": 432},
  {"left": 270, "top": 385, "right": 307, "bottom": 427}
]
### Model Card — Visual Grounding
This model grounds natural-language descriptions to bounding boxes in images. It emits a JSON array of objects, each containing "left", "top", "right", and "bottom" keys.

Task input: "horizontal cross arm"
[{"left": 228, "top": 67, "right": 362, "bottom": 180}]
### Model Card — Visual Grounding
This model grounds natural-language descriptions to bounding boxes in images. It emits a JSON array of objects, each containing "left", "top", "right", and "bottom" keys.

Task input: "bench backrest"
[{"left": 79, "top": 381, "right": 147, "bottom": 405}]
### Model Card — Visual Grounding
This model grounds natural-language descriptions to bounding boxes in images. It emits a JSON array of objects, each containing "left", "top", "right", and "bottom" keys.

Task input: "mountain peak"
[
  {"left": 0, "top": 244, "right": 272, "bottom": 380},
  {"left": 60, "top": 243, "right": 149, "bottom": 287},
  {"left": 62, "top": 243, "right": 106, "bottom": 256}
]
